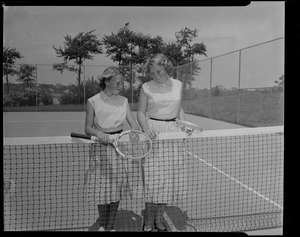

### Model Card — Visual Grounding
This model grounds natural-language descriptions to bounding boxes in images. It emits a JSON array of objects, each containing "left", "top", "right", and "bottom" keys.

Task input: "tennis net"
[{"left": 3, "top": 126, "right": 284, "bottom": 232}]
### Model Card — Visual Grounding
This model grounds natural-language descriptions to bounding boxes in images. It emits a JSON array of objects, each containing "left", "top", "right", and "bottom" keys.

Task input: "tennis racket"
[
  {"left": 176, "top": 119, "right": 203, "bottom": 136},
  {"left": 70, "top": 130, "right": 152, "bottom": 160}
]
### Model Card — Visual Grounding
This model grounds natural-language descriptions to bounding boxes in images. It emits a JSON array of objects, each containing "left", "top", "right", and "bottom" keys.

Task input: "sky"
[{"left": 3, "top": 2, "right": 284, "bottom": 89}]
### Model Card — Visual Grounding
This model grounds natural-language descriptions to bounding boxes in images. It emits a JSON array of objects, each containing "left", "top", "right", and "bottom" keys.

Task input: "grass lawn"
[{"left": 182, "top": 91, "right": 284, "bottom": 127}]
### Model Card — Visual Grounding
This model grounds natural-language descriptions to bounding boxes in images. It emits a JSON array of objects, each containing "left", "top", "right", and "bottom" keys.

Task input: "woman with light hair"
[{"left": 137, "top": 54, "right": 187, "bottom": 232}]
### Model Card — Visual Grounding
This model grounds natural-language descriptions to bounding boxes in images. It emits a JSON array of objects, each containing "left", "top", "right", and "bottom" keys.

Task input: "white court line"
[{"left": 185, "top": 150, "right": 283, "bottom": 210}]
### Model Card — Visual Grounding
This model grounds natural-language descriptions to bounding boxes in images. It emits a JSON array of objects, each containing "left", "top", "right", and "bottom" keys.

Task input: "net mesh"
[{"left": 3, "top": 126, "right": 284, "bottom": 232}]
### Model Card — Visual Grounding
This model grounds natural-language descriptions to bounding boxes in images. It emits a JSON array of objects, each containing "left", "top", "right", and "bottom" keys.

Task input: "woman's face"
[
  {"left": 148, "top": 64, "right": 168, "bottom": 83},
  {"left": 106, "top": 74, "right": 124, "bottom": 95}
]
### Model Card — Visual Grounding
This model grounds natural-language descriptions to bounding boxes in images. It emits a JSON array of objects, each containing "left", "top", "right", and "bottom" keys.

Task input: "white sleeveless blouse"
[
  {"left": 142, "top": 78, "right": 182, "bottom": 120},
  {"left": 88, "top": 91, "right": 127, "bottom": 132}
]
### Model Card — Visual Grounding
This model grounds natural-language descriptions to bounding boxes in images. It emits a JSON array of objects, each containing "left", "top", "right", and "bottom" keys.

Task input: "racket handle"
[{"left": 71, "top": 132, "right": 99, "bottom": 140}]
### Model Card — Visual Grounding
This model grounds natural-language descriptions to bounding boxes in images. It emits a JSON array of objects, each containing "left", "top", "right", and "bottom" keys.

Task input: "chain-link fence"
[
  {"left": 3, "top": 38, "right": 284, "bottom": 127},
  {"left": 177, "top": 37, "right": 284, "bottom": 127}
]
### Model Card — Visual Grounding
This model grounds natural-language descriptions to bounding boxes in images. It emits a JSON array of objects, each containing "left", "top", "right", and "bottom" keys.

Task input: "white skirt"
[
  {"left": 85, "top": 143, "right": 144, "bottom": 204},
  {"left": 142, "top": 120, "right": 188, "bottom": 203}
]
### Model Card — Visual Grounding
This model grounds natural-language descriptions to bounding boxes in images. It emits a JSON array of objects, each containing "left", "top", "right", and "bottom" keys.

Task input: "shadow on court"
[
  {"left": 114, "top": 210, "right": 143, "bottom": 231},
  {"left": 115, "top": 206, "right": 188, "bottom": 232},
  {"left": 163, "top": 206, "right": 190, "bottom": 231}
]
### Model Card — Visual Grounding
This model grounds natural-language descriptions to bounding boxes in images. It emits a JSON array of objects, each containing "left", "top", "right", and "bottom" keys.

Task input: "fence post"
[
  {"left": 83, "top": 65, "right": 86, "bottom": 112},
  {"left": 209, "top": 58, "right": 213, "bottom": 119},
  {"left": 237, "top": 50, "right": 242, "bottom": 125},
  {"left": 35, "top": 64, "right": 38, "bottom": 111},
  {"left": 131, "top": 64, "right": 134, "bottom": 109},
  {"left": 190, "top": 61, "right": 193, "bottom": 100}
]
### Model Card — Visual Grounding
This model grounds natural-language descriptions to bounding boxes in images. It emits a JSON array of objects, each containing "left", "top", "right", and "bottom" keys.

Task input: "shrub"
[
  {"left": 3, "top": 94, "right": 15, "bottom": 106},
  {"left": 40, "top": 91, "right": 53, "bottom": 105}
]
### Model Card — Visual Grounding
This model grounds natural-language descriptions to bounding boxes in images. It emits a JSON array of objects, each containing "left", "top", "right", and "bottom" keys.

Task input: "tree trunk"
[
  {"left": 5, "top": 74, "right": 9, "bottom": 94},
  {"left": 78, "top": 64, "right": 82, "bottom": 86},
  {"left": 77, "top": 63, "right": 82, "bottom": 104}
]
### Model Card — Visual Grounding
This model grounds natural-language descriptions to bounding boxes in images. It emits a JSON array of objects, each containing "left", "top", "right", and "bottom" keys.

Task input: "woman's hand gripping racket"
[
  {"left": 71, "top": 130, "right": 152, "bottom": 160},
  {"left": 176, "top": 119, "right": 203, "bottom": 136}
]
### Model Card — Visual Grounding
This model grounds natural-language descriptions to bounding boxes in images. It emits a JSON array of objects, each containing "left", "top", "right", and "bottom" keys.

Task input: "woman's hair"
[
  {"left": 142, "top": 53, "right": 174, "bottom": 76},
  {"left": 99, "top": 66, "right": 123, "bottom": 90}
]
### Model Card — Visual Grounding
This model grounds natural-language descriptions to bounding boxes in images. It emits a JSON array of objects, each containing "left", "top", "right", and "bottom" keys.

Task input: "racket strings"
[{"left": 116, "top": 133, "right": 152, "bottom": 159}]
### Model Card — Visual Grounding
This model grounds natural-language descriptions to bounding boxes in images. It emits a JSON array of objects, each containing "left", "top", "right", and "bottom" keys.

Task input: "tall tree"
[
  {"left": 52, "top": 30, "right": 103, "bottom": 88},
  {"left": 102, "top": 23, "right": 133, "bottom": 66},
  {"left": 103, "top": 23, "right": 135, "bottom": 94},
  {"left": 102, "top": 24, "right": 207, "bottom": 99},
  {"left": 3, "top": 47, "right": 23, "bottom": 94},
  {"left": 147, "top": 36, "right": 165, "bottom": 56},
  {"left": 175, "top": 27, "right": 207, "bottom": 62},
  {"left": 162, "top": 42, "right": 184, "bottom": 66},
  {"left": 102, "top": 23, "right": 151, "bottom": 66},
  {"left": 16, "top": 64, "right": 37, "bottom": 86},
  {"left": 175, "top": 27, "right": 207, "bottom": 95},
  {"left": 102, "top": 23, "right": 157, "bottom": 94}
]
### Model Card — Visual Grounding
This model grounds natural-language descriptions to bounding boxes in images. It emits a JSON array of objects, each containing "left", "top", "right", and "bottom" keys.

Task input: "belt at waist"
[
  {"left": 103, "top": 130, "right": 123, "bottom": 135},
  {"left": 149, "top": 117, "right": 176, "bottom": 122}
]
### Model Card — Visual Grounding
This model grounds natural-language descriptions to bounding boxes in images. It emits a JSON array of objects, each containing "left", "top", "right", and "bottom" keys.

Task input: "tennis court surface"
[{"left": 4, "top": 126, "right": 283, "bottom": 232}]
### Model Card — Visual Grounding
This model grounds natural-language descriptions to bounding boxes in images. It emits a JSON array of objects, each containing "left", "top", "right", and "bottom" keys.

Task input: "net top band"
[{"left": 4, "top": 126, "right": 283, "bottom": 146}]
